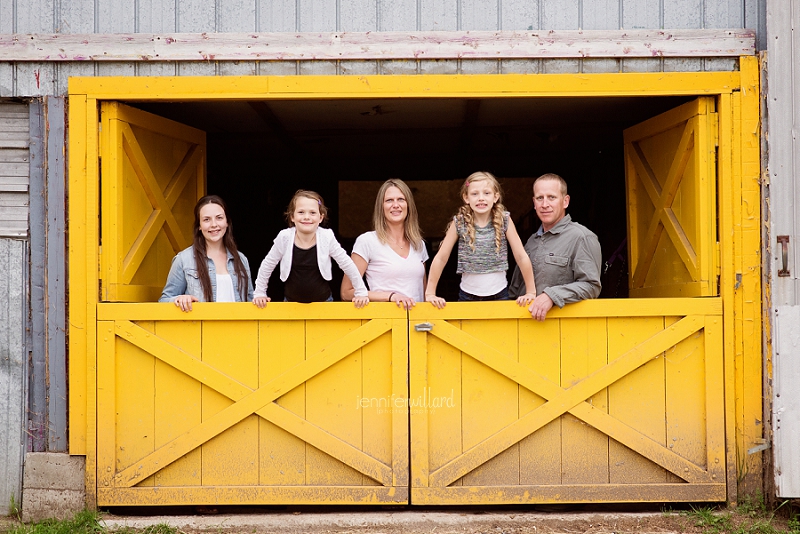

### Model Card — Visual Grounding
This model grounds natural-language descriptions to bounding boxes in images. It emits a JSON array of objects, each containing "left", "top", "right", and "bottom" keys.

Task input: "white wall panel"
[
  {"left": 664, "top": 0, "right": 703, "bottom": 27},
  {"left": 420, "top": 0, "right": 458, "bottom": 31},
  {"left": 298, "top": 0, "right": 337, "bottom": 31},
  {"left": 583, "top": 0, "right": 621, "bottom": 29},
  {"left": 260, "top": 0, "right": 297, "bottom": 31},
  {"left": 0, "top": 102, "right": 29, "bottom": 238},
  {"left": 461, "top": 0, "right": 498, "bottom": 30},
  {"left": 0, "top": 0, "right": 13, "bottom": 32},
  {"left": 59, "top": 0, "right": 94, "bottom": 33},
  {"left": 341, "top": 0, "right": 377, "bottom": 31},
  {"left": 378, "top": 0, "right": 416, "bottom": 30},
  {"left": 704, "top": 0, "right": 744, "bottom": 27},
  {"left": 542, "top": 0, "right": 579, "bottom": 29},
  {"left": 55, "top": 63, "right": 95, "bottom": 96},
  {"left": 219, "top": 0, "right": 257, "bottom": 32},
  {"left": 14, "top": 0, "right": 56, "bottom": 32},
  {"left": 501, "top": 0, "right": 538, "bottom": 30},
  {"left": 622, "top": 0, "right": 661, "bottom": 28},
  {"left": 137, "top": 0, "right": 178, "bottom": 32},
  {"left": 99, "top": 0, "right": 135, "bottom": 32},
  {"left": 179, "top": 0, "right": 217, "bottom": 31}
]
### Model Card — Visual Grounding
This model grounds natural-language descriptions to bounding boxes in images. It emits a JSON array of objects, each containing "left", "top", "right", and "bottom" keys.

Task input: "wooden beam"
[{"left": 2, "top": 30, "right": 755, "bottom": 62}]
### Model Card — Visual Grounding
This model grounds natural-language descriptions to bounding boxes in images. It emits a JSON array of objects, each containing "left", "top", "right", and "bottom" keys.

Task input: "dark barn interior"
[{"left": 133, "top": 95, "right": 692, "bottom": 302}]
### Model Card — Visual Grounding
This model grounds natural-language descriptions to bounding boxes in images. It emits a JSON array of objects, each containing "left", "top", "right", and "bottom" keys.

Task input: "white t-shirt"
[
  {"left": 215, "top": 273, "right": 236, "bottom": 302},
  {"left": 352, "top": 231, "right": 429, "bottom": 302}
]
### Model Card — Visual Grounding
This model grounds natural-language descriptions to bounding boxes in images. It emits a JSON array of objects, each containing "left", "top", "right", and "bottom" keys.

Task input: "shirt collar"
[{"left": 535, "top": 213, "right": 572, "bottom": 237}]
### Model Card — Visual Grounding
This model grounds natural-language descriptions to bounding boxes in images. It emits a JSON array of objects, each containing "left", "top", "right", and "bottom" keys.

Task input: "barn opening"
[{"left": 131, "top": 95, "right": 694, "bottom": 302}]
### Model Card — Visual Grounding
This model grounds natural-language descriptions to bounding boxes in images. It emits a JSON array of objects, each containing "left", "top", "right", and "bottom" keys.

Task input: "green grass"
[
  {"left": 4, "top": 511, "right": 180, "bottom": 534},
  {"left": 682, "top": 496, "right": 800, "bottom": 534}
]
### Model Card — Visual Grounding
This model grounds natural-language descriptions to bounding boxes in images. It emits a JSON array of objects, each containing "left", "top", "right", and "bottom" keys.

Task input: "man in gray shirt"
[{"left": 509, "top": 173, "right": 602, "bottom": 321}]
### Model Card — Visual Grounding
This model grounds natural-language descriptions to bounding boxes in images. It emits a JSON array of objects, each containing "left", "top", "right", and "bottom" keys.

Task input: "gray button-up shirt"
[{"left": 508, "top": 214, "right": 602, "bottom": 308}]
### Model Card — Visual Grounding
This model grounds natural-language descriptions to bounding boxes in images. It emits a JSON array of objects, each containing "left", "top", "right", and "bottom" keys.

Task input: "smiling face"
[
  {"left": 382, "top": 186, "right": 408, "bottom": 225},
  {"left": 533, "top": 178, "right": 570, "bottom": 232},
  {"left": 463, "top": 179, "right": 500, "bottom": 216},
  {"left": 198, "top": 202, "right": 228, "bottom": 244},
  {"left": 291, "top": 196, "right": 323, "bottom": 235}
]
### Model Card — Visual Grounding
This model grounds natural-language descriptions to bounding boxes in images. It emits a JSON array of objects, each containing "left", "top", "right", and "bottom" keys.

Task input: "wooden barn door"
[
  {"left": 95, "top": 305, "right": 410, "bottom": 506},
  {"left": 100, "top": 102, "right": 206, "bottom": 302},
  {"left": 624, "top": 97, "right": 718, "bottom": 298},
  {"left": 408, "top": 301, "right": 726, "bottom": 504}
]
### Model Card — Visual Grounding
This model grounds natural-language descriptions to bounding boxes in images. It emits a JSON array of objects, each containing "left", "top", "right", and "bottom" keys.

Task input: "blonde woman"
[{"left": 341, "top": 179, "right": 428, "bottom": 310}]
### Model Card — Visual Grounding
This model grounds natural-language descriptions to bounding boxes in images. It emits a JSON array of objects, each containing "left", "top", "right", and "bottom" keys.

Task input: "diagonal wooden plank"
[
  {"left": 259, "top": 403, "right": 392, "bottom": 486},
  {"left": 112, "top": 318, "right": 392, "bottom": 486},
  {"left": 114, "top": 320, "right": 393, "bottom": 485},
  {"left": 163, "top": 144, "right": 202, "bottom": 209},
  {"left": 427, "top": 316, "right": 705, "bottom": 487},
  {"left": 661, "top": 207, "right": 698, "bottom": 276},
  {"left": 120, "top": 125, "right": 187, "bottom": 273},
  {"left": 629, "top": 142, "right": 662, "bottom": 205},
  {"left": 631, "top": 206, "right": 666, "bottom": 288},
  {"left": 121, "top": 210, "right": 168, "bottom": 285}
]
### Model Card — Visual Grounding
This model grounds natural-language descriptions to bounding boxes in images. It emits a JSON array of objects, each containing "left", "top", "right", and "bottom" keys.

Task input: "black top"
[{"left": 284, "top": 245, "right": 332, "bottom": 303}]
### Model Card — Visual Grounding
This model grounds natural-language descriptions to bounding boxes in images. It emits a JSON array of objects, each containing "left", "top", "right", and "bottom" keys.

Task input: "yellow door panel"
[
  {"left": 95, "top": 303, "right": 409, "bottom": 506},
  {"left": 624, "top": 97, "right": 718, "bottom": 298},
  {"left": 409, "top": 301, "right": 725, "bottom": 504},
  {"left": 100, "top": 102, "right": 206, "bottom": 302}
]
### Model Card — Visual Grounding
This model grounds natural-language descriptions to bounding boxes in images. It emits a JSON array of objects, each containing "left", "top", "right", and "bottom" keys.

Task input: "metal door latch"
[
  {"left": 414, "top": 322, "right": 433, "bottom": 332},
  {"left": 777, "top": 236, "right": 790, "bottom": 277}
]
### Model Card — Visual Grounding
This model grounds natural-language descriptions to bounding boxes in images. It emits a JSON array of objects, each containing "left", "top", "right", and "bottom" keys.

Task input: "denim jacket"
[{"left": 159, "top": 246, "right": 255, "bottom": 303}]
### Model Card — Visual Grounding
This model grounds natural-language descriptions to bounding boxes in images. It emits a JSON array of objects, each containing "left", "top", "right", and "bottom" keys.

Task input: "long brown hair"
[
  {"left": 372, "top": 179, "right": 424, "bottom": 251},
  {"left": 456, "top": 172, "right": 506, "bottom": 254},
  {"left": 192, "top": 195, "right": 249, "bottom": 302}
]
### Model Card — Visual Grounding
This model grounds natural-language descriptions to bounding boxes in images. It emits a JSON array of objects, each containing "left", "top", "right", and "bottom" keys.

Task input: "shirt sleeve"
[
  {"left": 159, "top": 253, "right": 188, "bottom": 302},
  {"left": 253, "top": 235, "right": 285, "bottom": 298},
  {"left": 329, "top": 236, "right": 368, "bottom": 297},
  {"left": 543, "top": 232, "right": 602, "bottom": 308},
  {"left": 352, "top": 233, "right": 372, "bottom": 263},
  {"left": 240, "top": 252, "right": 255, "bottom": 302}
]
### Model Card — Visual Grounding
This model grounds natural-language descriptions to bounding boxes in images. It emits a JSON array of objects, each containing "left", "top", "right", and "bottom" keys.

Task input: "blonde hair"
[
  {"left": 372, "top": 179, "right": 424, "bottom": 251},
  {"left": 533, "top": 173, "right": 568, "bottom": 196},
  {"left": 285, "top": 190, "right": 329, "bottom": 227},
  {"left": 456, "top": 171, "right": 506, "bottom": 253}
]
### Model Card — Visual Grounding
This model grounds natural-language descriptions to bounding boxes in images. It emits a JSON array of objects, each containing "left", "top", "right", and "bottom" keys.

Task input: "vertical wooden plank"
[
  {"left": 621, "top": 0, "right": 660, "bottom": 28},
  {"left": 717, "top": 89, "right": 738, "bottom": 503},
  {"left": 96, "top": 322, "right": 116, "bottom": 491},
  {"left": 608, "top": 316, "right": 667, "bottom": 483},
  {"left": 153, "top": 321, "right": 202, "bottom": 487},
  {"left": 67, "top": 93, "right": 88, "bottom": 455},
  {"left": 501, "top": 0, "right": 539, "bottom": 30},
  {"left": 259, "top": 320, "right": 306, "bottom": 485},
  {"left": 461, "top": 0, "right": 497, "bottom": 30},
  {"left": 461, "top": 319, "right": 519, "bottom": 486},
  {"left": 409, "top": 319, "right": 430, "bottom": 489},
  {"left": 99, "top": 103, "right": 118, "bottom": 300},
  {"left": 663, "top": 0, "right": 702, "bottom": 28},
  {"left": 704, "top": 0, "right": 744, "bottom": 27},
  {"left": 664, "top": 315, "right": 706, "bottom": 482},
  {"left": 305, "top": 319, "right": 364, "bottom": 486},
  {"left": 360, "top": 326, "right": 393, "bottom": 487},
  {"left": 419, "top": 0, "right": 457, "bottom": 30},
  {"left": 97, "top": 0, "right": 134, "bottom": 32},
  {"left": 703, "top": 315, "right": 726, "bottom": 484},
  {"left": 378, "top": 0, "right": 415, "bottom": 31},
  {"left": 736, "top": 55, "right": 764, "bottom": 495},
  {"left": 260, "top": 0, "right": 297, "bottom": 31},
  {"left": 425, "top": 322, "right": 462, "bottom": 485},
  {"left": 390, "top": 319, "right": 409, "bottom": 487},
  {"left": 560, "top": 317, "right": 608, "bottom": 484},
  {"left": 201, "top": 320, "right": 259, "bottom": 486},
  {"left": 115, "top": 321, "right": 156, "bottom": 486},
  {"left": 519, "top": 318, "right": 561, "bottom": 485},
  {"left": 340, "top": 0, "right": 376, "bottom": 30},
  {"left": 298, "top": 0, "right": 336, "bottom": 31}
]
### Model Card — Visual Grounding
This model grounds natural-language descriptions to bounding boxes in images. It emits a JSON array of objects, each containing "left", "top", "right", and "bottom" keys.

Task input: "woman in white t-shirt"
[{"left": 341, "top": 179, "right": 429, "bottom": 309}]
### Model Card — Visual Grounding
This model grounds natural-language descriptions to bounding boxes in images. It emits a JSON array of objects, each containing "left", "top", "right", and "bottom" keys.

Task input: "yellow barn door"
[
  {"left": 624, "top": 97, "right": 718, "bottom": 298},
  {"left": 100, "top": 102, "right": 206, "bottom": 302}
]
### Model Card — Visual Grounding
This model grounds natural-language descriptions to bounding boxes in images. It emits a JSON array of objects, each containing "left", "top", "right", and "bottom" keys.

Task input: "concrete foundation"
[{"left": 22, "top": 453, "right": 85, "bottom": 522}]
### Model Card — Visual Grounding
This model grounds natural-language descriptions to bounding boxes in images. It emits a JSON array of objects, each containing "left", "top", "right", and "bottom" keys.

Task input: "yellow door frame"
[{"left": 68, "top": 57, "right": 762, "bottom": 505}]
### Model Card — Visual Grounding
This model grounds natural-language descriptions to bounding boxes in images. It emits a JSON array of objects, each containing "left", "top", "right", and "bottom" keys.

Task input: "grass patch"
[
  {"left": 681, "top": 496, "right": 800, "bottom": 534},
  {"left": 4, "top": 512, "right": 182, "bottom": 534}
]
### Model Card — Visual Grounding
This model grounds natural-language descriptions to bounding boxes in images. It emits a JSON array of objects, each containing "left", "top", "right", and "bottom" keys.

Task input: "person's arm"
[
  {"left": 341, "top": 252, "right": 417, "bottom": 309},
  {"left": 253, "top": 238, "right": 284, "bottom": 307},
  {"left": 542, "top": 232, "right": 602, "bottom": 308},
  {"left": 505, "top": 218, "right": 536, "bottom": 306},
  {"left": 159, "top": 253, "right": 199, "bottom": 312},
  {"left": 329, "top": 237, "right": 369, "bottom": 307},
  {"left": 240, "top": 253, "right": 255, "bottom": 302},
  {"left": 424, "top": 223, "right": 458, "bottom": 309}
]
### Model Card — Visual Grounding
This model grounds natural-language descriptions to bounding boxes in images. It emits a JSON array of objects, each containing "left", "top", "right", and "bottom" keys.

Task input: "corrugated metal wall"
[
  {"left": 0, "top": 0, "right": 766, "bottom": 97},
  {"left": 0, "top": 238, "right": 27, "bottom": 515},
  {"left": 0, "top": 101, "right": 29, "bottom": 515},
  {"left": 767, "top": 0, "right": 800, "bottom": 499}
]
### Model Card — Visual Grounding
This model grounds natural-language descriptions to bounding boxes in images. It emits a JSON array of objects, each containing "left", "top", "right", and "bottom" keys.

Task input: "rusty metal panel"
[{"left": 0, "top": 238, "right": 27, "bottom": 515}]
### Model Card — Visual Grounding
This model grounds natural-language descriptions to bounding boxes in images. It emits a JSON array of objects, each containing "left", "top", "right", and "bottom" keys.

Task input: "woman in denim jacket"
[{"left": 159, "top": 195, "right": 254, "bottom": 312}]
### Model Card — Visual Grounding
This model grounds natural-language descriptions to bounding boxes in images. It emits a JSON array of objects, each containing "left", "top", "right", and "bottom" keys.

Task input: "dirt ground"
[{"left": 94, "top": 506, "right": 757, "bottom": 534}]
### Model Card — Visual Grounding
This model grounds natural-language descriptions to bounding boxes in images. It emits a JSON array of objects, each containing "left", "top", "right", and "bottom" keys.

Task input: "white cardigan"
[{"left": 254, "top": 227, "right": 368, "bottom": 298}]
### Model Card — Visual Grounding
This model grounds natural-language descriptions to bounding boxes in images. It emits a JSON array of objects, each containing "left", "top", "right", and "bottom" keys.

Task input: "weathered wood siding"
[
  {"left": 0, "top": 103, "right": 29, "bottom": 236},
  {"left": 0, "top": 0, "right": 765, "bottom": 97},
  {"left": 767, "top": 0, "right": 800, "bottom": 499}
]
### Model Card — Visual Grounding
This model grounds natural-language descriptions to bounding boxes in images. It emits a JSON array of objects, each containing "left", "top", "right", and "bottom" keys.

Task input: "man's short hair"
[{"left": 533, "top": 173, "right": 568, "bottom": 196}]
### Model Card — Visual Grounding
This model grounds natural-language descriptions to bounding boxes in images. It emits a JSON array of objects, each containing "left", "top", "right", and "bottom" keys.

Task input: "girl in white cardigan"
[{"left": 253, "top": 190, "right": 369, "bottom": 307}]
